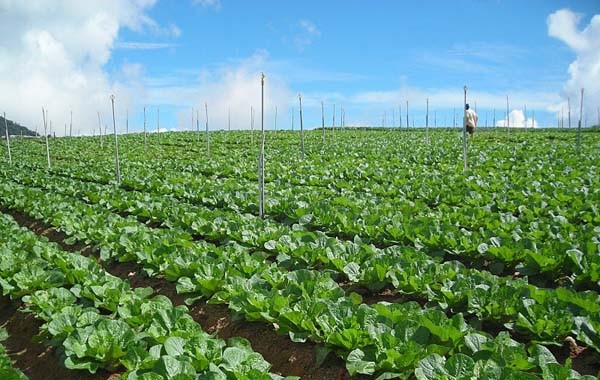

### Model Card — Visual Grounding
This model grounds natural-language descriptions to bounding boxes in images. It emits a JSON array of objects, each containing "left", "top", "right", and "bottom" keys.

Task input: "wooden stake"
[
  {"left": 42, "top": 108, "right": 51, "bottom": 169},
  {"left": 299, "top": 94, "right": 305, "bottom": 159},
  {"left": 258, "top": 73, "right": 266, "bottom": 218},
  {"left": 568, "top": 97, "right": 571, "bottom": 128},
  {"left": 143, "top": 107, "right": 147, "bottom": 150},
  {"left": 425, "top": 98, "right": 429, "bottom": 144},
  {"left": 577, "top": 88, "right": 584, "bottom": 152},
  {"left": 251, "top": 106, "right": 254, "bottom": 145},
  {"left": 3, "top": 112, "right": 11, "bottom": 164},
  {"left": 157, "top": 107, "right": 160, "bottom": 144},
  {"left": 205, "top": 102, "right": 210, "bottom": 157},
  {"left": 399, "top": 105, "right": 402, "bottom": 128},
  {"left": 321, "top": 100, "right": 325, "bottom": 146},
  {"left": 97, "top": 111, "right": 103, "bottom": 148},
  {"left": 110, "top": 95, "right": 121, "bottom": 184},
  {"left": 406, "top": 100, "right": 409, "bottom": 129},
  {"left": 463, "top": 86, "right": 468, "bottom": 172}
]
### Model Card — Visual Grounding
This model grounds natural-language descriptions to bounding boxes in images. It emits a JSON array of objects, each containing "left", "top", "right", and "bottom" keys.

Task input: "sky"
[{"left": 0, "top": 0, "right": 599, "bottom": 135}]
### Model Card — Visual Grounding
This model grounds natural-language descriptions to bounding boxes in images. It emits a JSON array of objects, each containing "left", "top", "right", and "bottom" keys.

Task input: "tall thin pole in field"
[
  {"left": 69, "top": 110, "right": 73, "bottom": 137},
  {"left": 577, "top": 88, "right": 584, "bottom": 152},
  {"left": 143, "top": 107, "right": 147, "bottom": 150},
  {"left": 485, "top": 111, "right": 488, "bottom": 128},
  {"left": 506, "top": 95, "right": 510, "bottom": 134},
  {"left": 299, "top": 94, "right": 305, "bottom": 159},
  {"left": 110, "top": 95, "right": 121, "bottom": 185},
  {"left": 126, "top": 109, "right": 129, "bottom": 134},
  {"left": 321, "top": 100, "right": 325, "bottom": 146},
  {"left": 205, "top": 102, "right": 210, "bottom": 157},
  {"left": 251, "top": 106, "right": 254, "bottom": 145},
  {"left": 463, "top": 86, "right": 468, "bottom": 172},
  {"left": 493, "top": 109, "right": 496, "bottom": 127},
  {"left": 42, "top": 108, "right": 51, "bottom": 169},
  {"left": 332, "top": 104, "right": 336, "bottom": 129},
  {"left": 332, "top": 104, "right": 335, "bottom": 139},
  {"left": 258, "top": 73, "right": 265, "bottom": 219},
  {"left": 196, "top": 109, "right": 200, "bottom": 143},
  {"left": 274, "top": 106, "right": 278, "bottom": 131},
  {"left": 453, "top": 107, "right": 456, "bottom": 129},
  {"left": 434, "top": 111, "right": 437, "bottom": 128},
  {"left": 228, "top": 108, "right": 231, "bottom": 131},
  {"left": 568, "top": 97, "right": 571, "bottom": 128},
  {"left": 406, "top": 100, "right": 409, "bottom": 129},
  {"left": 157, "top": 107, "right": 160, "bottom": 144},
  {"left": 98, "top": 111, "right": 103, "bottom": 148},
  {"left": 3, "top": 112, "right": 11, "bottom": 164},
  {"left": 399, "top": 105, "right": 402, "bottom": 128},
  {"left": 64, "top": 123, "right": 67, "bottom": 137},
  {"left": 425, "top": 98, "right": 430, "bottom": 144},
  {"left": 392, "top": 108, "right": 396, "bottom": 128}
]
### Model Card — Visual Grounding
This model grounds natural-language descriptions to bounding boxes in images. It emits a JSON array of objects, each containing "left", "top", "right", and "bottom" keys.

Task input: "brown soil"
[
  {"left": 0, "top": 296, "right": 116, "bottom": 380},
  {"left": 1, "top": 208, "right": 355, "bottom": 379}
]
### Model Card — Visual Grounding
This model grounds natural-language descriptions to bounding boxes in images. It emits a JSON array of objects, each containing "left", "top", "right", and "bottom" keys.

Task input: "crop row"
[
  {"left": 0, "top": 180, "right": 594, "bottom": 378},
  {"left": 0, "top": 327, "right": 28, "bottom": 380}
]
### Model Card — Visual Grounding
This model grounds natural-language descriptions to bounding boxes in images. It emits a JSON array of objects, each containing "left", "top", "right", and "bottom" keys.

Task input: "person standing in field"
[{"left": 464, "top": 103, "right": 478, "bottom": 139}]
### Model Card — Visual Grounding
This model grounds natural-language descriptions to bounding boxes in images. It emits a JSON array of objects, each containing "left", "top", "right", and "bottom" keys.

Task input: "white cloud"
[
  {"left": 192, "top": 0, "right": 221, "bottom": 10},
  {"left": 548, "top": 9, "right": 600, "bottom": 125},
  {"left": 115, "top": 41, "right": 177, "bottom": 50},
  {"left": 0, "top": 0, "right": 163, "bottom": 136},
  {"left": 496, "top": 109, "right": 539, "bottom": 128},
  {"left": 142, "top": 51, "right": 295, "bottom": 131},
  {"left": 293, "top": 19, "right": 321, "bottom": 51}
]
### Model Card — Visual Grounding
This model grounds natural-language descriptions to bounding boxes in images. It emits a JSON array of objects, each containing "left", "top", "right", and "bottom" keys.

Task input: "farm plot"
[{"left": 0, "top": 128, "right": 599, "bottom": 379}]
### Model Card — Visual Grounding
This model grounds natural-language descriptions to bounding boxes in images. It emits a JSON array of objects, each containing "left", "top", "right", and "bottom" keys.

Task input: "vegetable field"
[{"left": 1, "top": 128, "right": 599, "bottom": 380}]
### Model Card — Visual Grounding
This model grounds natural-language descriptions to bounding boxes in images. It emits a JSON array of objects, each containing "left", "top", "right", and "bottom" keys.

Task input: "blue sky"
[{"left": 2, "top": 0, "right": 599, "bottom": 133}]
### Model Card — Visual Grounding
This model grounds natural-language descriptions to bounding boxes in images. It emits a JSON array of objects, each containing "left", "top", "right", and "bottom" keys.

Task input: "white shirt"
[{"left": 464, "top": 109, "right": 478, "bottom": 128}]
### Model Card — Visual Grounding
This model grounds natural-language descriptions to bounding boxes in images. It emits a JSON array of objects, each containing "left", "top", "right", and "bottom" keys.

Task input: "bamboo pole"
[
  {"left": 463, "top": 86, "right": 468, "bottom": 172},
  {"left": 321, "top": 100, "right": 325, "bottom": 146},
  {"left": 143, "top": 107, "right": 147, "bottom": 150},
  {"left": 493, "top": 109, "right": 496, "bottom": 128},
  {"left": 205, "top": 102, "right": 210, "bottom": 157},
  {"left": 299, "top": 94, "right": 305, "bottom": 159},
  {"left": 69, "top": 110, "right": 73, "bottom": 137},
  {"left": 110, "top": 95, "right": 121, "bottom": 185},
  {"left": 453, "top": 107, "right": 456, "bottom": 129},
  {"left": 258, "top": 73, "right": 266, "bottom": 218},
  {"left": 98, "top": 111, "right": 103, "bottom": 148},
  {"left": 425, "top": 98, "right": 429, "bottom": 144},
  {"left": 42, "top": 108, "right": 51, "bottom": 168},
  {"left": 399, "top": 105, "right": 402, "bottom": 128},
  {"left": 506, "top": 95, "right": 510, "bottom": 134},
  {"left": 577, "top": 88, "right": 584, "bottom": 152},
  {"left": 568, "top": 97, "right": 571, "bottom": 128},
  {"left": 406, "top": 101, "right": 409, "bottom": 129},
  {"left": 157, "top": 107, "right": 160, "bottom": 144},
  {"left": 3, "top": 112, "right": 11, "bottom": 164}
]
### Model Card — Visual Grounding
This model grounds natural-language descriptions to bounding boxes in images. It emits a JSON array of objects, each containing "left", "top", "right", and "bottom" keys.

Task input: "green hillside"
[{"left": 0, "top": 115, "right": 37, "bottom": 137}]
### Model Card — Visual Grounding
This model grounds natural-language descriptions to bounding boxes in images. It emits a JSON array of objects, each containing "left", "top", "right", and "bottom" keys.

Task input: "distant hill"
[{"left": 0, "top": 115, "right": 37, "bottom": 137}]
